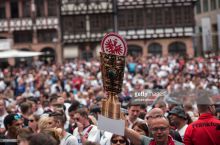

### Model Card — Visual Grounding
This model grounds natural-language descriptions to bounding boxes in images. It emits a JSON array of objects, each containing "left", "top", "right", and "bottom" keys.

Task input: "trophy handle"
[{"left": 101, "top": 92, "right": 121, "bottom": 119}]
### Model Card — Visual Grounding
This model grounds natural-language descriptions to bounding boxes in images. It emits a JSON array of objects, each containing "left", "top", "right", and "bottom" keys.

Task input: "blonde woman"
[{"left": 38, "top": 115, "right": 55, "bottom": 132}]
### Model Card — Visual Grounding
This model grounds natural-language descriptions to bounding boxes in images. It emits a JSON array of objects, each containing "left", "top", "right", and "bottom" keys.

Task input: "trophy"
[{"left": 100, "top": 33, "right": 127, "bottom": 119}]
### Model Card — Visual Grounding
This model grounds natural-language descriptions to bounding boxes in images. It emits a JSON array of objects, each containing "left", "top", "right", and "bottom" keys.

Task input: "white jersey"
[
  {"left": 177, "top": 124, "right": 188, "bottom": 140},
  {"left": 100, "top": 131, "right": 112, "bottom": 145},
  {"left": 61, "top": 132, "right": 78, "bottom": 145},
  {"left": 73, "top": 125, "right": 100, "bottom": 145}
]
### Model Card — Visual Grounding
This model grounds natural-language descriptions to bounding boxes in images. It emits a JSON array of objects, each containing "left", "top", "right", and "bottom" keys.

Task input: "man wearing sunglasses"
[{"left": 184, "top": 91, "right": 220, "bottom": 145}]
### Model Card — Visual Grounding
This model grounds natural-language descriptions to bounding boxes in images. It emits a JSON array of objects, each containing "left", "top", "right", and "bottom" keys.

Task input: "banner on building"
[
  {"left": 63, "top": 46, "right": 79, "bottom": 58},
  {"left": 0, "top": 39, "right": 12, "bottom": 50},
  {"left": 201, "top": 17, "right": 212, "bottom": 51}
]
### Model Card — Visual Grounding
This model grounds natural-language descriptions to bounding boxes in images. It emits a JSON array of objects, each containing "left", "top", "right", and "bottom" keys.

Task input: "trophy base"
[{"left": 101, "top": 94, "right": 121, "bottom": 119}]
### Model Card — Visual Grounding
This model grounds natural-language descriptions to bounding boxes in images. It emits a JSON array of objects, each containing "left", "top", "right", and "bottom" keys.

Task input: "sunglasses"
[
  {"left": 29, "top": 119, "right": 34, "bottom": 122},
  {"left": 111, "top": 139, "right": 126, "bottom": 144}
]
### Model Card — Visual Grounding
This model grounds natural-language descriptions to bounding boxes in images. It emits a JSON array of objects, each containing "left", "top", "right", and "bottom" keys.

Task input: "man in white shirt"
[
  {"left": 126, "top": 101, "right": 143, "bottom": 128},
  {"left": 49, "top": 110, "right": 78, "bottom": 145},
  {"left": 73, "top": 108, "right": 100, "bottom": 145}
]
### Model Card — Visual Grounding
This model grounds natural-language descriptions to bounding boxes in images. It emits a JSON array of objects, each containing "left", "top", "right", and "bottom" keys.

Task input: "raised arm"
[{"left": 124, "top": 127, "right": 141, "bottom": 145}]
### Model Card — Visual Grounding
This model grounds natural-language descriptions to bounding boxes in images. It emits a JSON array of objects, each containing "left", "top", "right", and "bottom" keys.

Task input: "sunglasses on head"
[
  {"left": 14, "top": 114, "right": 22, "bottom": 120},
  {"left": 111, "top": 139, "right": 126, "bottom": 144}
]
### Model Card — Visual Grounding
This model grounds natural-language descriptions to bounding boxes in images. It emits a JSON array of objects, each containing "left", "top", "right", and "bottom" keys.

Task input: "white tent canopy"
[{"left": 0, "top": 49, "right": 43, "bottom": 58}]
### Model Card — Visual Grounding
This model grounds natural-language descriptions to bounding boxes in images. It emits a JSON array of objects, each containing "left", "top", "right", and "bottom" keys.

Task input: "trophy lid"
[{"left": 101, "top": 33, "right": 127, "bottom": 56}]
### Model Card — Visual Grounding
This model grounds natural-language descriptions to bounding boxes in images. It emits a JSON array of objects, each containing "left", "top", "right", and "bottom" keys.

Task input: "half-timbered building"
[
  {"left": 61, "top": 0, "right": 196, "bottom": 60},
  {"left": 0, "top": 0, "right": 61, "bottom": 64}
]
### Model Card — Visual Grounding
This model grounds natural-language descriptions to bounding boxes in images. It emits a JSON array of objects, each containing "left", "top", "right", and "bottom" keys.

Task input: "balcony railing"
[
  {"left": 10, "top": 18, "right": 32, "bottom": 31},
  {"left": 0, "top": 17, "right": 59, "bottom": 32},
  {"left": 63, "top": 26, "right": 194, "bottom": 43},
  {"left": 0, "top": 20, "right": 8, "bottom": 31},
  {"left": 36, "top": 17, "right": 59, "bottom": 29}
]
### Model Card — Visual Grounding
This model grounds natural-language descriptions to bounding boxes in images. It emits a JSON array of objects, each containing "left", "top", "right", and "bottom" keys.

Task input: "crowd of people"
[{"left": 0, "top": 55, "right": 219, "bottom": 145}]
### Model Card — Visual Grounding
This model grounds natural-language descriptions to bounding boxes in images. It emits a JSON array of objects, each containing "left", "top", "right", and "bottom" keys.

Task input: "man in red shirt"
[
  {"left": 72, "top": 74, "right": 83, "bottom": 91},
  {"left": 184, "top": 91, "right": 220, "bottom": 145}
]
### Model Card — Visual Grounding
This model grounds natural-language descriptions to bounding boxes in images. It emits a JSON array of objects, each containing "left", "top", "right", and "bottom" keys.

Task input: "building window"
[
  {"left": 36, "top": 0, "right": 44, "bottom": 17},
  {"left": 23, "top": 0, "right": 31, "bottom": 17},
  {"left": 90, "top": 14, "right": 101, "bottom": 32},
  {"left": 146, "top": 8, "right": 154, "bottom": 28},
  {"left": 40, "top": 47, "right": 56, "bottom": 64},
  {"left": 62, "top": 15, "right": 88, "bottom": 35},
  {"left": 90, "top": 14, "right": 113, "bottom": 33},
  {"left": 127, "top": 10, "right": 135, "bottom": 29},
  {"left": 105, "top": 14, "right": 113, "bottom": 31},
  {"left": 48, "top": 0, "right": 58, "bottom": 16},
  {"left": 155, "top": 8, "right": 164, "bottom": 27},
  {"left": 164, "top": 7, "right": 173, "bottom": 27},
  {"left": 148, "top": 43, "right": 162, "bottom": 56},
  {"left": 10, "top": 0, "right": 19, "bottom": 18},
  {"left": 136, "top": 9, "right": 144, "bottom": 28},
  {"left": 118, "top": 10, "right": 127, "bottom": 30},
  {"left": 196, "top": 0, "right": 201, "bottom": 13},
  {"left": 73, "top": 15, "right": 86, "bottom": 34},
  {"left": 37, "top": 29, "right": 57, "bottom": 43},
  {"left": 183, "top": 6, "right": 194, "bottom": 26},
  {"left": 203, "top": 0, "right": 209, "bottom": 12},
  {"left": 168, "top": 42, "right": 186, "bottom": 56},
  {"left": 127, "top": 45, "right": 142, "bottom": 57},
  {"left": 0, "top": 1, "right": 6, "bottom": 19},
  {"left": 62, "top": 16, "right": 74, "bottom": 35},
  {"left": 174, "top": 7, "right": 183, "bottom": 26},
  {"left": 14, "top": 31, "right": 32, "bottom": 43},
  {"left": 210, "top": 0, "right": 216, "bottom": 10}
]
